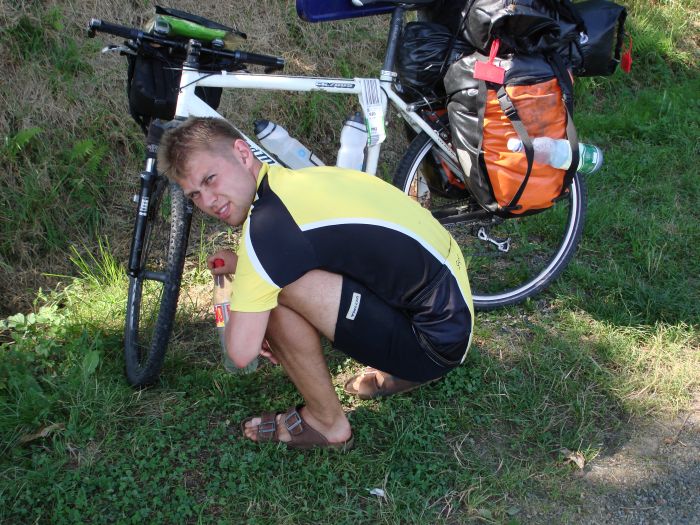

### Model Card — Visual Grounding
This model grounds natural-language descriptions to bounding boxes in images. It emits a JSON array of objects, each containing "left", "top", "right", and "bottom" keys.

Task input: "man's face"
[{"left": 179, "top": 140, "right": 258, "bottom": 227}]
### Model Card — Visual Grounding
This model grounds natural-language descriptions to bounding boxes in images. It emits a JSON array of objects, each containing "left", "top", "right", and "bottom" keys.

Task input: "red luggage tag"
[
  {"left": 474, "top": 39, "right": 506, "bottom": 84},
  {"left": 620, "top": 35, "right": 633, "bottom": 73}
]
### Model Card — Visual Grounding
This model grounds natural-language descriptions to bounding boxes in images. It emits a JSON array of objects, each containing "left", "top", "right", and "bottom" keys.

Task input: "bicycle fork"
[{"left": 127, "top": 120, "right": 192, "bottom": 281}]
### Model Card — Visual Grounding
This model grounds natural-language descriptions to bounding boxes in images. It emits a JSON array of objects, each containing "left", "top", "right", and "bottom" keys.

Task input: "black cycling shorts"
[{"left": 333, "top": 276, "right": 462, "bottom": 383}]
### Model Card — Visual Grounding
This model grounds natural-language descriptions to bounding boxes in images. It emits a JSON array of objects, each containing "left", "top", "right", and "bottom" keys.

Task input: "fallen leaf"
[
  {"left": 561, "top": 448, "right": 586, "bottom": 469},
  {"left": 19, "top": 423, "right": 65, "bottom": 444}
]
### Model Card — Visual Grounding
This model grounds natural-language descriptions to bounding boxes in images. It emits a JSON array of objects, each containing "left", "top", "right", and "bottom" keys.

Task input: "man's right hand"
[{"left": 207, "top": 249, "right": 238, "bottom": 275}]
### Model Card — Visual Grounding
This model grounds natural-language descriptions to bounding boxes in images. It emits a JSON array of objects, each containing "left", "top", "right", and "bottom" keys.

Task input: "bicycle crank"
[{"left": 477, "top": 227, "right": 511, "bottom": 252}]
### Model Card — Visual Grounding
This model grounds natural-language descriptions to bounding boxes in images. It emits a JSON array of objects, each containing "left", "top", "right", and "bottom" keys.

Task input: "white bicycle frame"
[{"left": 173, "top": 67, "right": 459, "bottom": 176}]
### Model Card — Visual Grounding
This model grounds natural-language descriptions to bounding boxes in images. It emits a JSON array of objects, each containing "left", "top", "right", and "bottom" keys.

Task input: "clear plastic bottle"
[
  {"left": 336, "top": 112, "right": 367, "bottom": 171},
  {"left": 253, "top": 119, "right": 324, "bottom": 169},
  {"left": 213, "top": 259, "right": 258, "bottom": 374},
  {"left": 507, "top": 137, "right": 603, "bottom": 175}
]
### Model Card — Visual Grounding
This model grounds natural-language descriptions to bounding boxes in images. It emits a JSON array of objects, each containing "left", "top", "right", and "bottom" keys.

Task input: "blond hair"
[{"left": 157, "top": 117, "right": 244, "bottom": 181}]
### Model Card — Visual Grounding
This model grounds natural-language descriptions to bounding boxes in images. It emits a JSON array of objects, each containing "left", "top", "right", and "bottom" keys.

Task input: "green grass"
[
  {"left": 570, "top": 77, "right": 700, "bottom": 325},
  {"left": 1, "top": 0, "right": 699, "bottom": 522},
  {"left": 2, "top": 279, "right": 696, "bottom": 523}
]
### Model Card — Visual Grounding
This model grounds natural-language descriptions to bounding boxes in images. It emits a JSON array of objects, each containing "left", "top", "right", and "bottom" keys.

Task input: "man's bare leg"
[{"left": 242, "top": 270, "right": 352, "bottom": 444}]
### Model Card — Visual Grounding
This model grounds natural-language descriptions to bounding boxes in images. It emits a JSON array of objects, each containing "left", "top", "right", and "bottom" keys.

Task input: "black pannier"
[
  {"left": 397, "top": 22, "right": 474, "bottom": 97},
  {"left": 558, "top": 0, "right": 629, "bottom": 76}
]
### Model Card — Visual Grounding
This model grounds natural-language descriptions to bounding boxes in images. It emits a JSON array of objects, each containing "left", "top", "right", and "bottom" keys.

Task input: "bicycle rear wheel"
[
  {"left": 124, "top": 179, "right": 190, "bottom": 386},
  {"left": 393, "top": 131, "right": 587, "bottom": 310}
]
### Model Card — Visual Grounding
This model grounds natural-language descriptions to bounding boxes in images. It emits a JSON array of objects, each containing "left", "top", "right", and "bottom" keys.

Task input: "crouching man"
[{"left": 158, "top": 117, "right": 473, "bottom": 450}]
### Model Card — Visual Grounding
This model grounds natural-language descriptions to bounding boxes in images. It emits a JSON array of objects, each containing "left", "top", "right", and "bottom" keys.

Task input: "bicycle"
[{"left": 87, "top": 1, "right": 587, "bottom": 387}]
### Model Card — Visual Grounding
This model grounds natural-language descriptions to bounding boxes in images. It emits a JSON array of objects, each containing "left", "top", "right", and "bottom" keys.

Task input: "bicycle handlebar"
[
  {"left": 88, "top": 18, "right": 145, "bottom": 40},
  {"left": 87, "top": 18, "right": 285, "bottom": 71},
  {"left": 227, "top": 51, "right": 285, "bottom": 70}
]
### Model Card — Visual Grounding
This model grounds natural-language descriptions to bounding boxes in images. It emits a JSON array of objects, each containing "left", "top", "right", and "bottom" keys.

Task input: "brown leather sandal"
[
  {"left": 240, "top": 406, "right": 354, "bottom": 451},
  {"left": 343, "top": 367, "right": 436, "bottom": 400}
]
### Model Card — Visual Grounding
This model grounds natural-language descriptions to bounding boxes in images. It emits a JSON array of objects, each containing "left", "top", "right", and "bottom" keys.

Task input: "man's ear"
[{"left": 232, "top": 138, "right": 253, "bottom": 166}]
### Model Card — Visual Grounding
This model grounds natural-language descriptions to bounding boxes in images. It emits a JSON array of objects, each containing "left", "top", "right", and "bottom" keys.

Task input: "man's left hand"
[{"left": 260, "top": 339, "right": 278, "bottom": 365}]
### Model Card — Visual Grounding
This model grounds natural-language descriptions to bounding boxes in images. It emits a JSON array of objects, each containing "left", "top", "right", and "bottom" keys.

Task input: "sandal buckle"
[
  {"left": 284, "top": 410, "right": 304, "bottom": 436},
  {"left": 258, "top": 420, "right": 276, "bottom": 436}
]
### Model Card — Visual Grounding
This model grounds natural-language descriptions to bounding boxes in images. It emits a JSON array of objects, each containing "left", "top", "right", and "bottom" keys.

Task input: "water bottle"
[
  {"left": 507, "top": 137, "right": 603, "bottom": 175},
  {"left": 336, "top": 112, "right": 367, "bottom": 171},
  {"left": 212, "top": 259, "right": 258, "bottom": 374},
  {"left": 253, "top": 119, "right": 324, "bottom": 169}
]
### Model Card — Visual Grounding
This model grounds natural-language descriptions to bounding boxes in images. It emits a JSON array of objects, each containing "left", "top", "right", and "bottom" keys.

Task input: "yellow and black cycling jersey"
[{"left": 232, "top": 163, "right": 474, "bottom": 362}]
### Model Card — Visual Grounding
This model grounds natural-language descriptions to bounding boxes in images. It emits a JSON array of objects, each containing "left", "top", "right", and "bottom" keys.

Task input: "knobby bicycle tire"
[
  {"left": 124, "top": 180, "right": 190, "bottom": 386},
  {"left": 393, "top": 130, "right": 587, "bottom": 310}
]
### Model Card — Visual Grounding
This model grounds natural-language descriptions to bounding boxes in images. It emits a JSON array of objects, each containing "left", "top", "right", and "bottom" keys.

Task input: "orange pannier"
[{"left": 444, "top": 48, "right": 578, "bottom": 217}]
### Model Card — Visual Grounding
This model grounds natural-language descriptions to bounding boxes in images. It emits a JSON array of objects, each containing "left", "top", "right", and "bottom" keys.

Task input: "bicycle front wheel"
[
  {"left": 124, "top": 180, "right": 190, "bottom": 387},
  {"left": 394, "top": 132, "right": 587, "bottom": 310}
]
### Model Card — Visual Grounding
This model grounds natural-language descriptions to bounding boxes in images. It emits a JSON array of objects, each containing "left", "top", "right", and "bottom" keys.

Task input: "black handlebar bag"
[{"left": 127, "top": 43, "right": 224, "bottom": 133}]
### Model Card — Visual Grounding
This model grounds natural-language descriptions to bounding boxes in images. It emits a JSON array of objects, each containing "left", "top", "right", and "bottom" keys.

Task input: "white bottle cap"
[{"left": 507, "top": 138, "right": 523, "bottom": 152}]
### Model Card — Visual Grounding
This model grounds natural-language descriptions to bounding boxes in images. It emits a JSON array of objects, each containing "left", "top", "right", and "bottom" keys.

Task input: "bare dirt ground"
[{"left": 523, "top": 393, "right": 700, "bottom": 524}]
